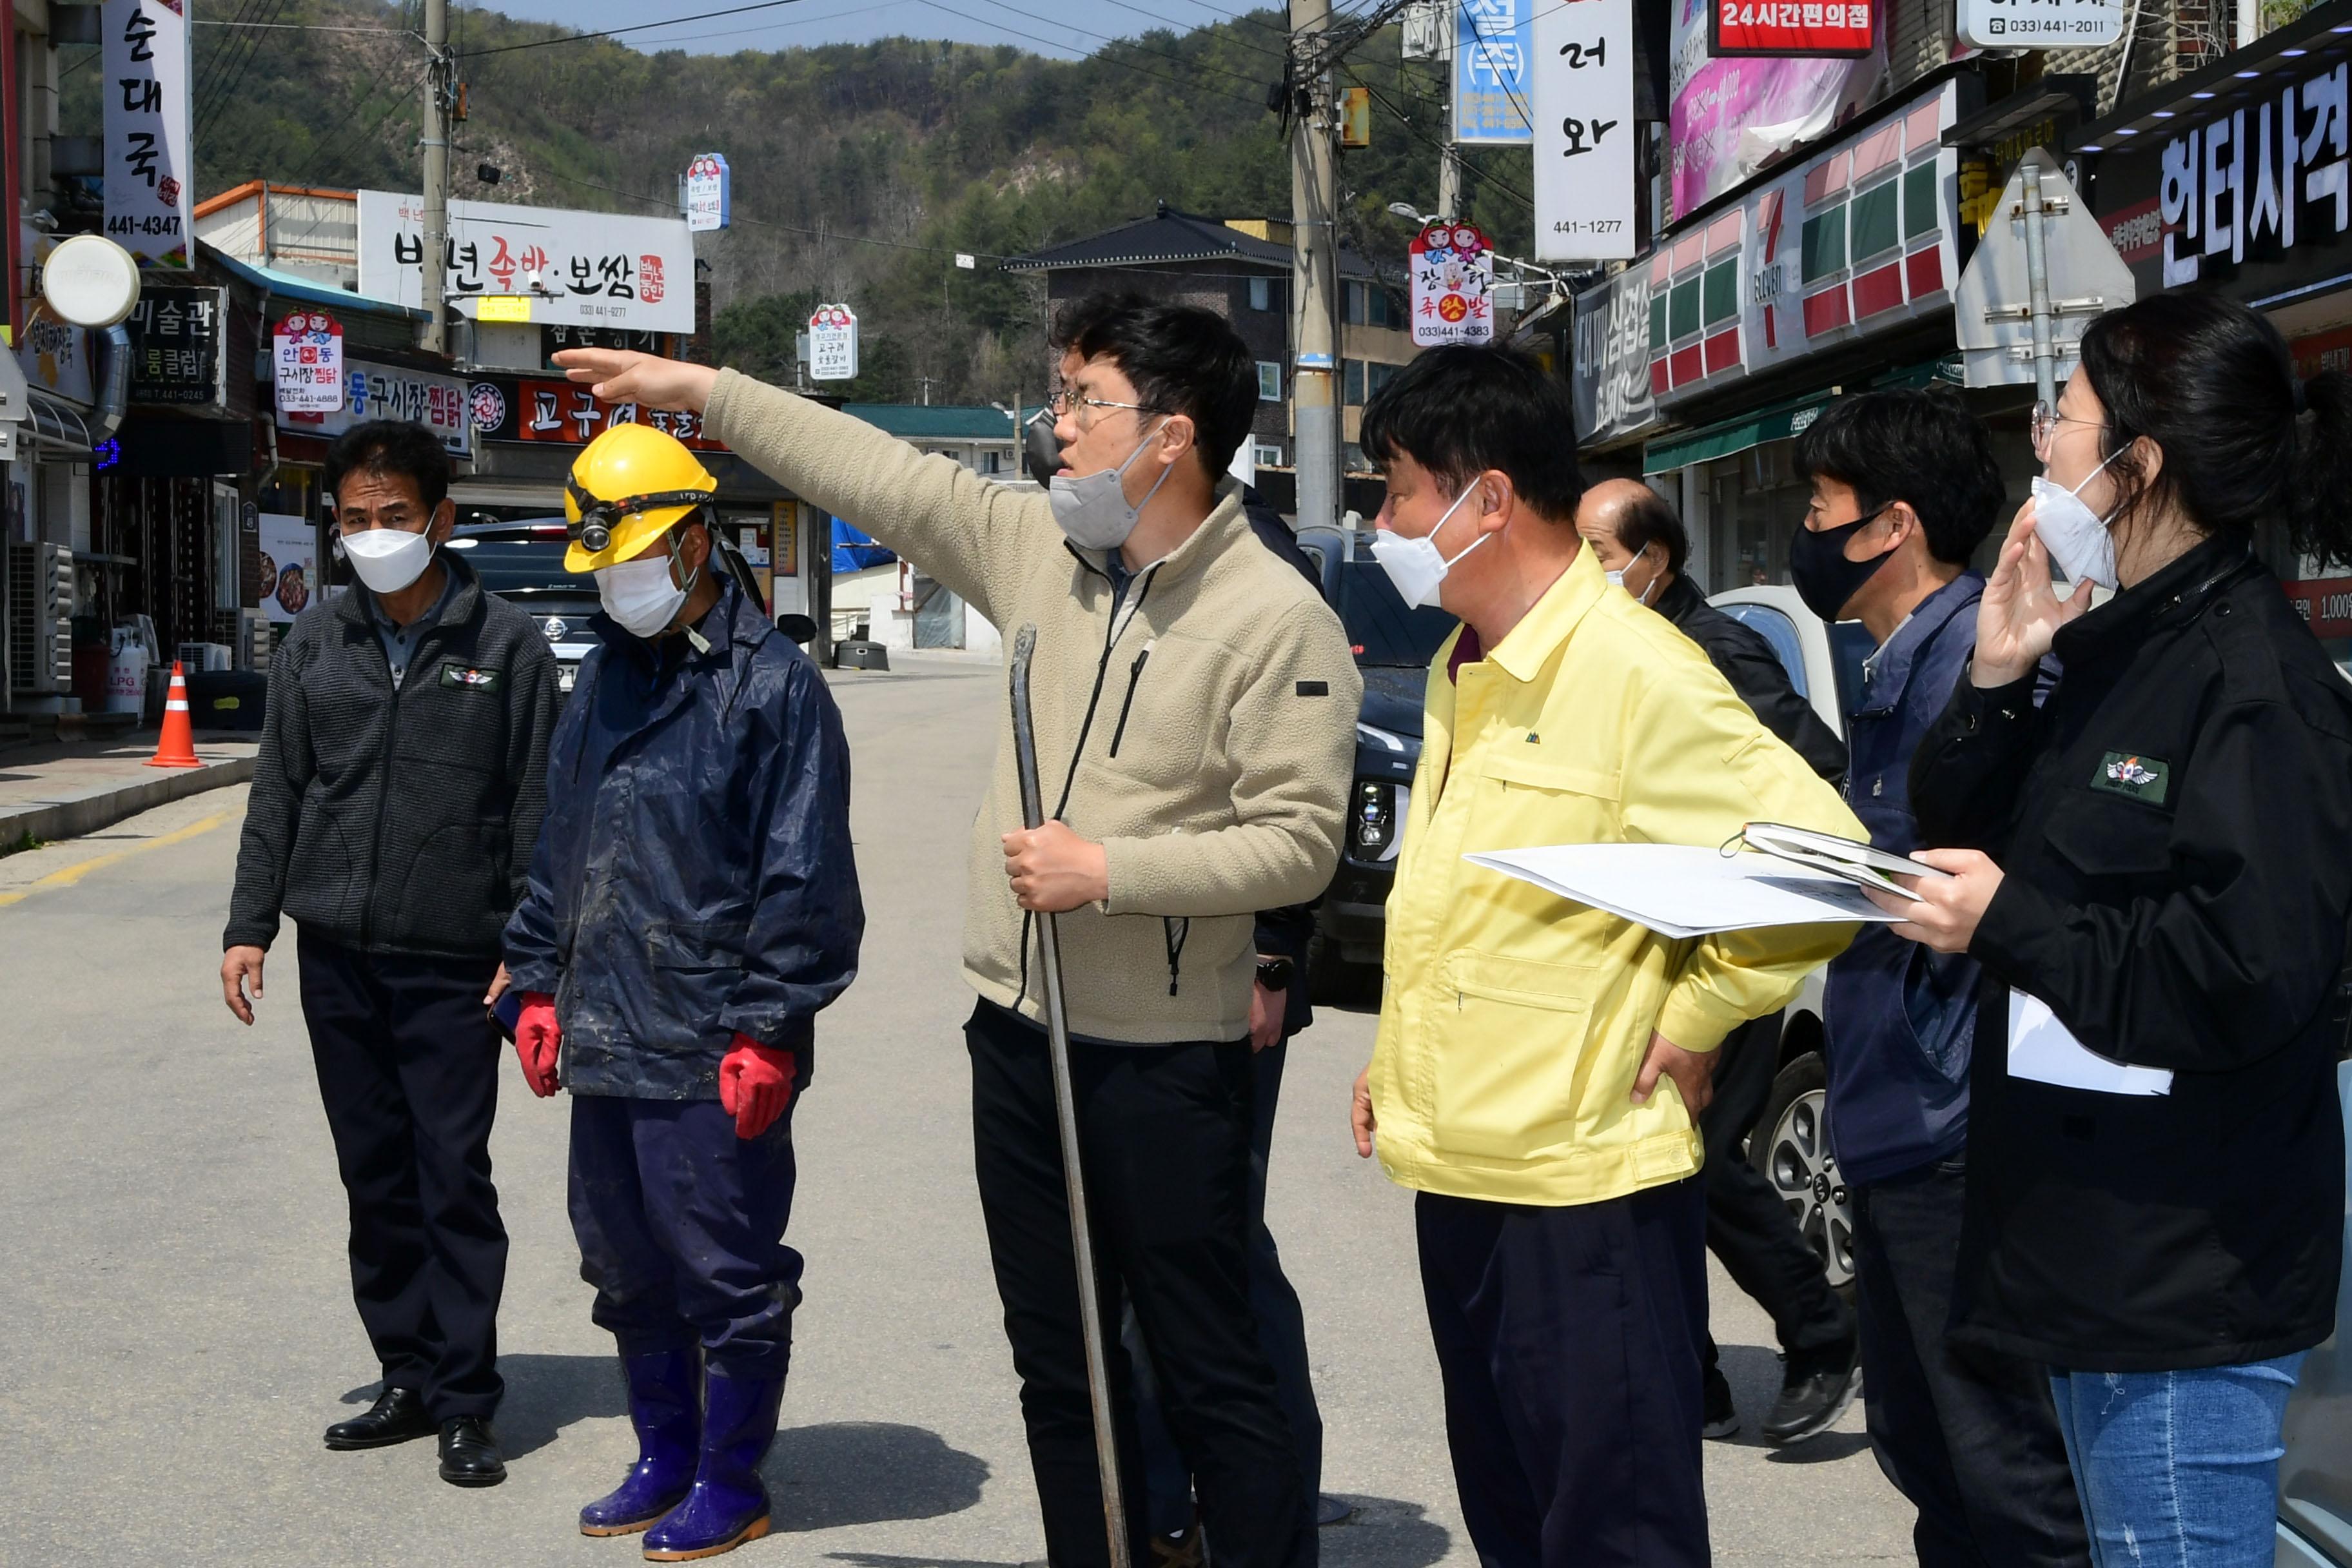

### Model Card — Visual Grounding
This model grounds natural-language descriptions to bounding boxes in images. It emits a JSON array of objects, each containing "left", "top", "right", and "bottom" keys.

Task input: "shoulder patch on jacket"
[
  {"left": 1296, "top": 680, "right": 1329, "bottom": 697},
  {"left": 440, "top": 665, "right": 502, "bottom": 692},
  {"left": 2092, "top": 751, "right": 2169, "bottom": 805}
]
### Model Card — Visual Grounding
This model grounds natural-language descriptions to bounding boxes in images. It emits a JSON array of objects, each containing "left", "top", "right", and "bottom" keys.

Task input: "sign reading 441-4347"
[{"left": 1957, "top": 0, "right": 2122, "bottom": 49}]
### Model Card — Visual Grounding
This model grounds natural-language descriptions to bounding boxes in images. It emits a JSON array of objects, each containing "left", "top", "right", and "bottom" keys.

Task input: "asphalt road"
[{"left": 0, "top": 652, "right": 1914, "bottom": 1565}]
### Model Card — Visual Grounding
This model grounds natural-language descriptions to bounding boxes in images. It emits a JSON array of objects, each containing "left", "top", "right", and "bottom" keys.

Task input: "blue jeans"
[{"left": 2046, "top": 1353, "right": 2306, "bottom": 1568}]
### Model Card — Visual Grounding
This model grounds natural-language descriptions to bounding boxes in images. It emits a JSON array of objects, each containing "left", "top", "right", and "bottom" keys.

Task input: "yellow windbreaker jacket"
[{"left": 1369, "top": 549, "right": 1866, "bottom": 1207}]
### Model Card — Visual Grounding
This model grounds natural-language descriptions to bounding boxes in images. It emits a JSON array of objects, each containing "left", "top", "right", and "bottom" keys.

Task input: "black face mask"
[
  {"left": 1787, "top": 505, "right": 1893, "bottom": 623},
  {"left": 1024, "top": 412, "right": 1064, "bottom": 490}
]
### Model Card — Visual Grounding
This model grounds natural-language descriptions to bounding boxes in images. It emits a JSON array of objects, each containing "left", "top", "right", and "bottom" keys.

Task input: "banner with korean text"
[{"left": 102, "top": 0, "right": 192, "bottom": 265}]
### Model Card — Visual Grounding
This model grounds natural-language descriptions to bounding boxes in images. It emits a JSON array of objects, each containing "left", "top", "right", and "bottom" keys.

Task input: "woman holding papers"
[{"left": 1883, "top": 293, "right": 2352, "bottom": 1568}]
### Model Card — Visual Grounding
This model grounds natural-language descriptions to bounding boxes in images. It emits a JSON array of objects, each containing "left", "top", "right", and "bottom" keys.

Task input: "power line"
[
  {"left": 455, "top": 0, "right": 817, "bottom": 58},
  {"left": 536, "top": 168, "right": 1022, "bottom": 260},
  {"left": 192, "top": 19, "right": 416, "bottom": 32},
  {"left": 1344, "top": 66, "right": 1531, "bottom": 208},
  {"left": 914, "top": 0, "right": 1274, "bottom": 93},
  {"left": 909, "top": 0, "right": 1269, "bottom": 108}
]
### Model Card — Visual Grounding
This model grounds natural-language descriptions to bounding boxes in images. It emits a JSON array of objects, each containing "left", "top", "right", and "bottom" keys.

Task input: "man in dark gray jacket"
[{"left": 220, "top": 418, "right": 561, "bottom": 1487}]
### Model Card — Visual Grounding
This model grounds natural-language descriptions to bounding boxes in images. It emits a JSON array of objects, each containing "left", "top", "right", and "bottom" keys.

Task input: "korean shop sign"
[
  {"left": 126, "top": 286, "right": 224, "bottom": 409},
  {"left": 280, "top": 360, "right": 473, "bottom": 459},
  {"left": 102, "top": 0, "right": 193, "bottom": 265},
  {"left": 355, "top": 191, "right": 696, "bottom": 334},
  {"left": 1712, "top": 0, "right": 1875, "bottom": 57},
  {"left": 1534, "top": 0, "right": 1637, "bottom": 261},
  {"left": 1455, "top": 0, "right": 1534, "bottom": 146},
  {"left": 2086, "top": 60, "right": 2352, "bottom": 299},
  {"left": 273, "top": 311, "right": 346, "bottom": 415},
  {"left": 1411, "top": 224, "right": 1496, "bottom": 345},
  {"left": 1571, "top": 260, "right": 1659, "bottom": 446},
  {"left": 468, "top": 375, "right": 727, "bottom": 453},
  {"left": 1955, "top": 0, "right": 2121, "bottom": 50}
]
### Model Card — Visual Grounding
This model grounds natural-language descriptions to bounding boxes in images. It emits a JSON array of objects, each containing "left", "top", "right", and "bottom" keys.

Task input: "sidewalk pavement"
[{"left": 0, "top": 733, "right": 259, "bottom": 848}]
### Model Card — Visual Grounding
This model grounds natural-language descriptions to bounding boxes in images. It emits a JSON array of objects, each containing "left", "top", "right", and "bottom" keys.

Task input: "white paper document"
[
  {"left": 2006, "top": 990, "right": 2173, "bottom": 1096},
  {"left": 1463, "top": 843, "right": 1905, "bottom": 940}
]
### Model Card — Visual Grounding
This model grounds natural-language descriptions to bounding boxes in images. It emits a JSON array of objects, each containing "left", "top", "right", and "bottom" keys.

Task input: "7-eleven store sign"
[{"left": 1651, "top": 84, "right": 1960, "bottom": 405}]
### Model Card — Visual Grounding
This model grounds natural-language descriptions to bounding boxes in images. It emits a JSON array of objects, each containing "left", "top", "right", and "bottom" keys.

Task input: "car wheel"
[{"left": 1756, "top": 1051, "right": 1854, "bottom": 1294}]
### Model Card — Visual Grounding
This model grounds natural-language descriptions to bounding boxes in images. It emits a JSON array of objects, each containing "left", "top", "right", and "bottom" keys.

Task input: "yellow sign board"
[
  {"left": 1339, "top": 87, "right": 1372, "bottom": 150},
  {"left": 476, "top": 295, "right": 533, "bottom": 323}
]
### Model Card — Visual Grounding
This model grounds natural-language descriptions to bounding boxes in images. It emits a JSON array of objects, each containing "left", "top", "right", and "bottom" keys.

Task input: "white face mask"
[
  {"left": 1371, "top": 480, "right": 1487, "bottom": 611},
  {"left": 1606, "top": 544, "right": 1661, "bottom": 605},
  {"left": 2030, "top": 447, "right": 2126, "bottom": 591},
  {"left": 341, "top": 526, "right": 435, "bottom": 595},
  {"left": 595, "top": 548, "right": 697, "bottom": 640},
  {"left": 1049, "top": 418, "right": 1172, "bottom": 551}
]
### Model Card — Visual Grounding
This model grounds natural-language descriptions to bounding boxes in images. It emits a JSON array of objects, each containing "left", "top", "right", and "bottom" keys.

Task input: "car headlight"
[{"left": 1350, "top": 780, "right": 1410, "bottom": 863}]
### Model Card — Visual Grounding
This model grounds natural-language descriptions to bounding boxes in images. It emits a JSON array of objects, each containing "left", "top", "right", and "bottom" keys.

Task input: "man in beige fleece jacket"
[{"left": 553, "top": 292, "right": 1358, "bottom": 1568}]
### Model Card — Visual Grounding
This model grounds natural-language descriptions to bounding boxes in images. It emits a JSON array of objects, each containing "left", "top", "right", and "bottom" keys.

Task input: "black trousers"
[
  {"left": 1852, "top": 1161, "right": 2089, "bottom": 1568},
  {"left": 297, "top": 933, "right": 507, "bottom": 1421},
  {"left": 1130, "top": 1039, "right": 1324, "bottom": 1541},
  {"left": 1416, "top": 1179, "right": 1710, "bottom": 1568},
  {"left": 1701, "top": 1012, "right": 1851, "bottom": 1370},
  {"left": 965, "top": 1001, "right": 1308, "bottom": 1568}
]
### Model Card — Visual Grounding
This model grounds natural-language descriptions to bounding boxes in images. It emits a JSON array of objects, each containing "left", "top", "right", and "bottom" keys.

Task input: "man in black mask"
[{"left": 1787, "top": 389, "right": 2088, "bottom": 1568}]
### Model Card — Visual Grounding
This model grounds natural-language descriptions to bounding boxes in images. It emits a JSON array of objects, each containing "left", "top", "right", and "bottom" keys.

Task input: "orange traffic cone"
[{"left": 145, "top": 662, "right": 202, "bottom": 769}]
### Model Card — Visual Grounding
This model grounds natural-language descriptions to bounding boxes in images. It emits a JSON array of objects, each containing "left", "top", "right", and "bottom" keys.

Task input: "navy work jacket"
[
  {"left": 504, "top": 578, "right": 864, "bottom": 1099},
  {"left": 1823, "top": 571, "right": 1986, "bottom": 1184}
]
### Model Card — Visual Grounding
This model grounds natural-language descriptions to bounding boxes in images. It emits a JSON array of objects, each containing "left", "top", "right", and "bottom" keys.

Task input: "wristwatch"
[{"left": 1257, "top": 956, "right": 1296, "bottom": 990}]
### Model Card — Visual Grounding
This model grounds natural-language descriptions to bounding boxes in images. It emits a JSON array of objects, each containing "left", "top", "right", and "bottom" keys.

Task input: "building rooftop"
[
  {"left": 1003, "top": 204, "right": 1380, "bottom": 281},
  {"left": 841, "top": 404, "right": 1038, "bottom": 441}
]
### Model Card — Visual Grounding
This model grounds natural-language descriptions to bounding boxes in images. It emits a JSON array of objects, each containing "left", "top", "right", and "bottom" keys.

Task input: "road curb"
[{"left": 0, "top": 754, "right": 256, "bottom": 847}]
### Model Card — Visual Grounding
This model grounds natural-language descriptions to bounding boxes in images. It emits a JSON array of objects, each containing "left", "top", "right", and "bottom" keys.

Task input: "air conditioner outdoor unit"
[
  {"left": 237, "top": 610, "right": 273, "bottom": 672},
  {"left": 6, "top": 541, "right": 73, "bottom": 695},
  {"left": 177, "top": 642, "right": 233, "bottom": 672}
]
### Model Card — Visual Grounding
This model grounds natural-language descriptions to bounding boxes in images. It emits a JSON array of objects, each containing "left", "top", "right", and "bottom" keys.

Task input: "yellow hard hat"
[{"left": 563, "top": 422, "right": 719, "bottom": 573}]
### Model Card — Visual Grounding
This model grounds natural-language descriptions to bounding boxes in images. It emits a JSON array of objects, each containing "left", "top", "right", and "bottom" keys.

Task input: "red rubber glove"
[
  {"left": 514, "top": 992, "right": 562, "bottom": 1098},
  {"left": 717, "top": 1034, "right": 796, "bottom": 1141}
]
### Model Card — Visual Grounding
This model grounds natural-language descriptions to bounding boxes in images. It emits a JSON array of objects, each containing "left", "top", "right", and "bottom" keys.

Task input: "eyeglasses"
[
  {"left": 1048, "top": 388, "right": 1160, "bottom": 426},
  {"left": 2030, "top": 400, "right": 2106, "bottom": 462}
]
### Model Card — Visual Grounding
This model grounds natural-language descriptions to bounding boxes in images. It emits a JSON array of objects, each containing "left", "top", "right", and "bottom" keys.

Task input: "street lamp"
[{"left": 1387, "top": 201, "right": 1436, "bottom": 226}]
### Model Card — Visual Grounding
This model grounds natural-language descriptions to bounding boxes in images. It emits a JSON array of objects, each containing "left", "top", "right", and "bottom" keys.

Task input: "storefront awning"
[
  {"left": 1640, "top": 357, "right": 1963, "bottom": 475},
  {"left": 1642, "top": 391, "right": 1834, "bottom": 476},
  {"left": 28, "top": 389, "right": 93, "bottom": 455}
]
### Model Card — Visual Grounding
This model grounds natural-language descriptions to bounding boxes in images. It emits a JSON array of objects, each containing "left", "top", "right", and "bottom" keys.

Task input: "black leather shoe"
[
  {"left": 324, "top": 1386, "right": 436, "bottom": 1451},
  {"left": 1702, "top": 1364, "right": 1741, "bottom": 1440},
  {"left": 1762, "top": 1340, "right": 1862, "bottom": 1447},
  {"left": 438, "top": 1416, "right": 507, "bottom": 1487}
]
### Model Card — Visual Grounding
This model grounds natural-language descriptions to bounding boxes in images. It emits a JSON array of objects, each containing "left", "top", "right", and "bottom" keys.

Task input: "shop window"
[
  {"left": 1903, "top": 163, "right": 1939, "bottom": 241},
  {"left": 1850, "top": 180, "right": 1899, "bottom": 262},
  {"left": 1701, "top": 262, "right": 1739, "bottom": 328},
  {"left": 1257, "top": 361, "right": 1283, "bottom": 402},
  {"left": 1668, "top": 276, "right": 1701, "bottom": 340},
  {"left": 1649, "top": 293, "right": 1669, "bottom": 351},
  {"left": 1802, "top": 206, "right": 1847, "bottom": 285}
]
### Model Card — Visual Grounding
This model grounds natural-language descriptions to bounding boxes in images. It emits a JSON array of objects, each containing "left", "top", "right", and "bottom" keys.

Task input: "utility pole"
[
  {"left": 420, "top": 0, "right": 451, "bottom": 356},
  {"left": 1289, "top": 0, "right": 1342, "bottom": 535},
  {"left": 1436, "top": 1, "right": 1462, "bottom": 219}
]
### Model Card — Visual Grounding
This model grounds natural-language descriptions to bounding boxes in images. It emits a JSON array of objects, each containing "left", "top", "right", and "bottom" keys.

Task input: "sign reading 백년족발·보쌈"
[{"left": 356, "top": 191, "right": 697, "bottom": 334}]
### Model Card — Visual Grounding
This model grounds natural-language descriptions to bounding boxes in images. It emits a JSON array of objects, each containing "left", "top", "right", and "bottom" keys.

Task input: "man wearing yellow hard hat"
[{"left": 502, "top": 420, "right": 865, "bottom": 1560}]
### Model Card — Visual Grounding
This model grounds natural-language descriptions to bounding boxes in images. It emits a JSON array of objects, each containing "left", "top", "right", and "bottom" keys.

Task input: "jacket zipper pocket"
[{"left": 1108, "top": 641, "right": 1155, "bottom": 759}]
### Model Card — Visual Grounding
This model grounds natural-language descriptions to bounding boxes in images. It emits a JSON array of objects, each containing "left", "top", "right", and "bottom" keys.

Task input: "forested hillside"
[{"left": 61, "top": 0, "right": 1536, "bottom": 402}]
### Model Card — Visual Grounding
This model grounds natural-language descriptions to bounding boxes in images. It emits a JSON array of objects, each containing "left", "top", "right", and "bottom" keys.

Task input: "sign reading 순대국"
[
  {"left": 807, "top": 304, "right": 859, "bottom": 381},
  {"left": 1410, "top": 224, "right": 1496, "bottom": 346},
  {"left": 1455, "top": 0, "right": 1534, "bottom": 146},
  {"left": 103, "top": 0, "right": 193, "bottom": 265},
  {"left": 1534, "top": 0, "right": 1638, "bottom": 262}
]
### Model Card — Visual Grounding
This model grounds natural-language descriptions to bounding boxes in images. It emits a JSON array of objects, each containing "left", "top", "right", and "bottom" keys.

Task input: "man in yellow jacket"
[{"left": 1348, "top": 346, "right": 1864, "bottom": 1566}]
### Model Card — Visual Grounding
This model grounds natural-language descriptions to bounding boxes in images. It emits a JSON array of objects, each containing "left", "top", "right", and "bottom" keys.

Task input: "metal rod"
[
  {"left": 1008, "top": 624, "right": 1132, "bottom": 1568},
  {"left": 2022, "top": 159, "right": 2059, "bottom": 413}
]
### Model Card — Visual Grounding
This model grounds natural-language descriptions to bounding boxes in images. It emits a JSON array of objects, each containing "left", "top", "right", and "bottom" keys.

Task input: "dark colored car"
[
  {"left": 1292, "top": 527, "right": 1460, "bottom": 999},
  {"left": 447, "top": 518, "right": 795, "bottom": 693}
]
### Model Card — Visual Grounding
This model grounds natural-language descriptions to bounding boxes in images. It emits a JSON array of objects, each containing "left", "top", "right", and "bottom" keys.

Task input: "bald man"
[{"left": 1574, "top": 477, "right": 1859, "bottom": 1447}]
